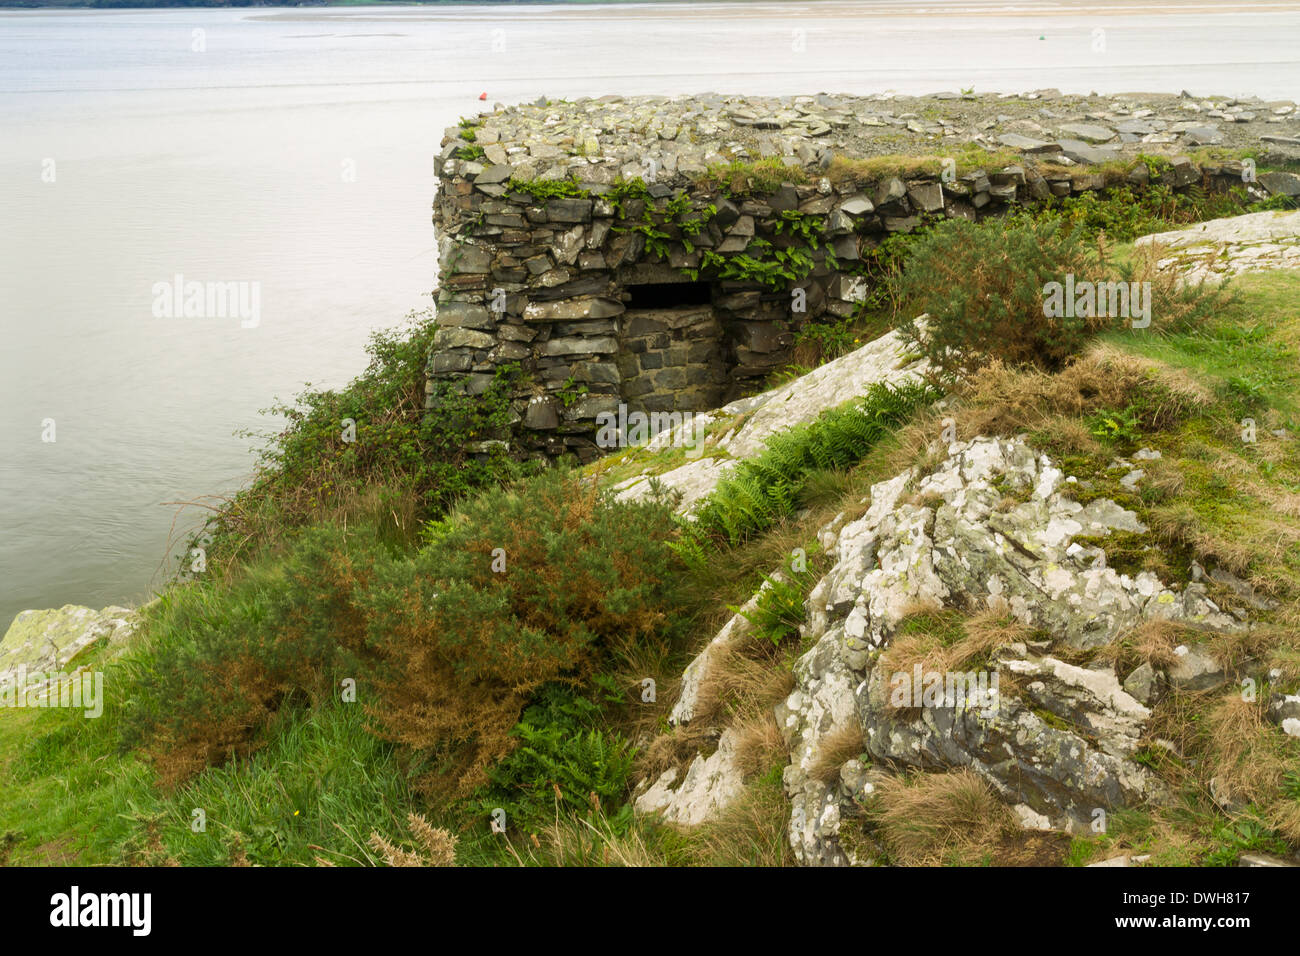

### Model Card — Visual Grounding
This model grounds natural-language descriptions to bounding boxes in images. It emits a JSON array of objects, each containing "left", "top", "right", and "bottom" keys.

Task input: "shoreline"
[{"left": 6, "top": 0, "right": 1300, "bottom": 16}]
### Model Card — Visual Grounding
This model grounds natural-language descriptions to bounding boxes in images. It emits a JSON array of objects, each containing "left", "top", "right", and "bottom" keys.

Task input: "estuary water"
[{"left": 3, "top": 0, "right": 1300, "bottom": 628}]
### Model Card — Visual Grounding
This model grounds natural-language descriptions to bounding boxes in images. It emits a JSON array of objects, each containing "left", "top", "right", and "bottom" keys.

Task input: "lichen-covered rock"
[
  {"left": 1268, "top": 693, "right": 1300, "bottom": 738},
  {"left": 1137, "top": 209, "right": 1300, "bottom": 282},
  {"left": 1, "top": 604, "right": 138, "bottom": 680},
  {"left": 778, "top": 436, "right": 1244, "bottom": 865},
  {"left": 633, "top": 729, "right": 745, "bottom": 826}
]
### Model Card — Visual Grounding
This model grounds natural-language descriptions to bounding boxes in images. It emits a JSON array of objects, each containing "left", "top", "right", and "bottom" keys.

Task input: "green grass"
[
  {"left": 1104, "top": 271, "right": 1300, "bottom": 424},
  {"left": 0, "top": 687, "right": 152, "bottom": 865},
  {"left": 6, "top": 255, "right": 1299, "bottom": 868},
  {"left": 141, "top": 703, "right": 424, "bottom": 867},
  {"left": 0, "top": 692, "right": 426, "bottom": 867}
]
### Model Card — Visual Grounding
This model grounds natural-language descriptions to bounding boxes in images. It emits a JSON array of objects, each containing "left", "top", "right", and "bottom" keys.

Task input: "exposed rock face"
[
  {"left": 634, "top": 729, "right": 745, "bottom": 826},
  {"left": 1137, "top": 209, "right": 1300, "bottom": 282},
  {"left": 0, "top": 604, "right": 138, "bottom": 695},
  {"left": 778, "top": 437, "right": 1244, "bottom": 864},
  {"left": 625, "top": 208, "right": 1294, "bottom": 863}
]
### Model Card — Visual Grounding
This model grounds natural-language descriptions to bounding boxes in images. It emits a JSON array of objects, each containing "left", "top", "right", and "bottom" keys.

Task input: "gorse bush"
[
  {"left": 359, "top": 469, "right": 685, "bottom": 794},
  {"left": 198, "top": 310, "right": 525, "bottom": 572},
  {"left": 688, "top": 380, "right": 938, "bottom": 549},
  {"left": 892, "top": 217, "right": 1115, "bottom": 381},
  {"left": 119, "top": 522, "right": 382, "bottom": 784},
  {"left": 121, "top": 469, "right": 685, "bottom": 794},
  {"left": 892, "top": 217, "right": 1228, "bottom": 382}
]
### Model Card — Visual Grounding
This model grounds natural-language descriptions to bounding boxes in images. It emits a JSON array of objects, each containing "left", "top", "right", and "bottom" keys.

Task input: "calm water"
[{"left": 2, "top": 1, "right": 1300, "bottom": 628}]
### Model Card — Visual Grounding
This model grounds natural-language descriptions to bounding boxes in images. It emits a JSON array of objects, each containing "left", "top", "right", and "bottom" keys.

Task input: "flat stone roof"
[{"left": 444, "top": 90, "right": 1300, "bottom": 189}]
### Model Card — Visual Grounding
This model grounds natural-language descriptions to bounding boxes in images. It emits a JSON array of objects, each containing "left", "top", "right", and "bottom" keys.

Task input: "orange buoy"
[{"left": 478, "top": 92, "right": 488, "bottom": 101}]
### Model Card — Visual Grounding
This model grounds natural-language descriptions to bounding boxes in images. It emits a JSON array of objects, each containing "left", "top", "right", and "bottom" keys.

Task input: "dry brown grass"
[
  {"left": 638, "top": 639, "right": 795, "bottom": 781},
  {"left": 681, "top": 776, "right": 795, "bottom": 867},
  {"left": 519, "top": 810, "right": 662, "bottom": 868},
  {"left": 870, "top": 769, "right": 1017, "bottom": 866},
  {"left": 689, "top": 643, "right": 793, "bottom": 728},
  {"left": 957, "top": 607, "right": 1031, "bottom": 666},
  {"left": 881, "top": 344, "right": 1212, "bottom": 478},
  {"left": 876, "top": 604, "right": 1027, "bottom": 715},
  {"left": 368, "top": 813, "right": 458, "bottom": 867},
  {"left": 732, "top": 712, "right": 789, "bottom": 779},
  {"left": 1128, "top": 619, "right": 1186, "bottom": 669},
  {"left": 1202, "top": 694, "right": 1287, "bottom": 810},
  {"left": 808, "top": 723, "right": 867, "bottom": 785}
]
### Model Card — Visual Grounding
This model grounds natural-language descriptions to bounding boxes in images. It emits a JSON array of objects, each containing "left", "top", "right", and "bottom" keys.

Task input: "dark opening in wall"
[{"left": 624, "top": 281, "right": 712, "bottom": 310}]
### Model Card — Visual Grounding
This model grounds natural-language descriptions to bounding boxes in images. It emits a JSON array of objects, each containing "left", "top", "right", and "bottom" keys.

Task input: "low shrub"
[
  {"left": 360, "top": 469, "right": 685, "bottom": 794},
  {"left": 893, "top": 217, "right": 1229, "bottom": 382},
  {"left": 195, "top": 311, "right": 524, "bottom": 573},
  {"left": 892, "top": 217, "right": 1116, "bottom": 380},
  {"left": 118, "top": 522, "right": 382, "bottom": 785}
]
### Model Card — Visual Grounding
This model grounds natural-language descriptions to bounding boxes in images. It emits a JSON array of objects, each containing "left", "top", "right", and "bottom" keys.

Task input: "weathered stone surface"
[
  {"left": 436, "top": 300, "right": 496, "bottom": 331},
  {"left": 474, "top": 164, "right": 515, "bottom": 185},
  {"left": 430, "top": 96, "right": 1297, "bottom": 462},
  {"left": 1268, "top": 693, "right": 1300, "bottom": 738},
  {"left": 998, "top": 132, "right": 1052, "bottom": 150},
  {"left": 634, "top": 729, "right": 745, "bottom": 825},
  {"left": 546, "top": 197, "right": 593, "bottom": 223},
  {"left": 1166, "top": 644, "right": 1226, "bottom": 690},
  {"left": 1136, "top": 209, "right": 1300, "bottom": 282},
  {"left": 906, "top": 182, "right": 944, "bottom": 214},
  {"left": 840, "top": 194, "right": 874, "bottom": 216},
  {"left": 1183, "top": 125, "right": 1224, "bottom": 145},
  {"left": 1258, "top": 171, "right": 1300, "bottom": 197},
  {"left": 523, "top": 394, "right": 560, "bottom": 430},
  {"left": 775, "top": 435, "right": 1245, "bottom": 863},
  {"left": 1, "top": 604, "right": 139, "bottom": 689},
  {"left": 446, "top": 242, "right": 492, "bottom": 274},
  {"left": 540, "top": 335, "right": 618, "bottom": 357},
  {"left": 433, "top": 327, "right": 495, "bottom": 350},
  {"left": 1057, "top": 139, "right": 1121, "bottom": 165},
  {"left": 1059, "top": 123, "right": 1116, "bottom": 143},
  {"left": 522, "top": 296, "right": 625, "bottom": 322}
]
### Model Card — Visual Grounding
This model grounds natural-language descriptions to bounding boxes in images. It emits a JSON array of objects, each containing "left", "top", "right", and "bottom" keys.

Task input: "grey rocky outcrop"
[
  {"left": 1, "top": 604, "right": 140, "bottom": 699},
  {"left": 777, "top": 436, "right": 1246, "bottom": 864},
  {"left": 1137, "top": 208, "right": 1300, "bottom": 282}
]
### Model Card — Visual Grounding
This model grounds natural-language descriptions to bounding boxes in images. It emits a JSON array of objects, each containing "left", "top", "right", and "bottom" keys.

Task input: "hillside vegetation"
[{"left": 2, "top": 190, "right": 1299, "bottom": 867}]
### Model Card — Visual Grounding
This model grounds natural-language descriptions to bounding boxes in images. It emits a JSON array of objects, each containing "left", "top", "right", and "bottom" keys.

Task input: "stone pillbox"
[{"left": 427, "top": 92, "right": 1300, "bottom": 463}]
